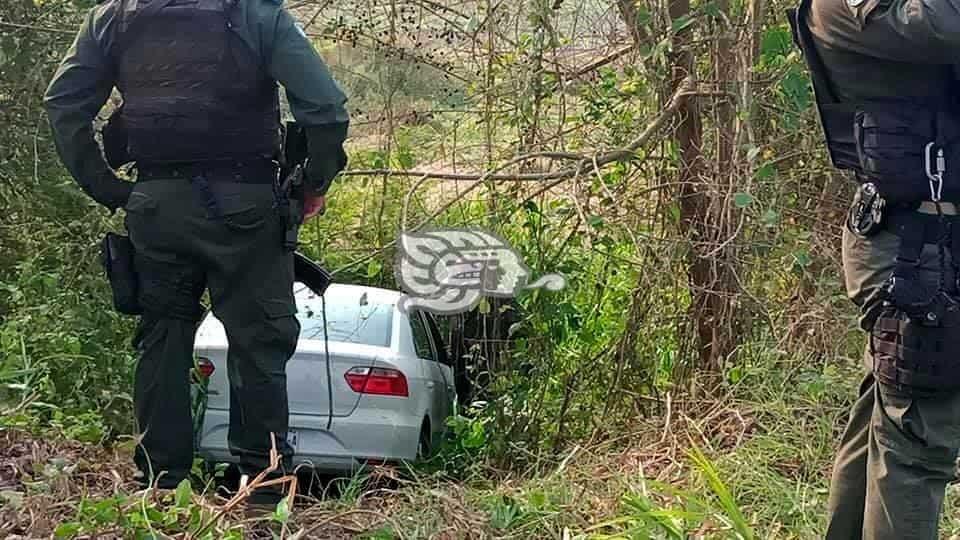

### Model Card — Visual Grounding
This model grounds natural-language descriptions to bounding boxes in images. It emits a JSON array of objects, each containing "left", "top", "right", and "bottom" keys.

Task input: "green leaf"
[
  {"left": 762, "top": 209, "right": 780, "bottom": 227},
  {"left": 760, "top": 25, "right": 793, "bottom": 61},
  {"left": 687, "top": 447, "right": 756, "bottom": 540},
  {"left": 54, "top": 522, "right": 82, "bottom": 538},
  {"left": 701, "top": 1, "right": 722, "bottom": 18},
  {"left": 781, "top": 68, "right": 812, "bottom": 111},
  {"left": 463, "top": 421, "right": 486, "bottom": 449},
  {"left": 671, "top": 15, "right": 694, "bottom": 33},
  {"left": 146, "top": 507, "right": 165, "bottom": 522},
  {"left": 272, "top": 498, "right": 291, "bottom": 524},
  {"left": 756, "top": 163, "right": 776, "bottom": 181},
  {"left": 0, "top": 490, "right": 24, "bottom": 510},
  {"left": 366, "top": 260, "right": 383, "bottom": 279},
  {"left": 465, "top": 14, "right": 480, "bottom": 33},
  {"left": 728, "top": 366, "right": 745, "bottom": 384},
  {"left": 397, "top": 148, "right": 415, "bottom": 169},
  {"left": 478, "top": 297, "right": 491, "bottom": 315},
  {"left": 733, "top": 193, "right": 754, "bottom": 209},
  {"left": 175, "top": 479, "right": 192, "bottom": 508},
  {"left": 793, "top": 250, "right": 813, "bottom": 268},
  {"left": 635, "top": 5, "right": 652, "bottom": 26},
  {"left": 668, "top": 203, "right": 681, "bottom": 223}
]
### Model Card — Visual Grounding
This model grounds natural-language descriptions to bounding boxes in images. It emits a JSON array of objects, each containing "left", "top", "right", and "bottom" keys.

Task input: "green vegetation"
[{"left": 5, "top": 0, "right": 960, "bottom": 537}]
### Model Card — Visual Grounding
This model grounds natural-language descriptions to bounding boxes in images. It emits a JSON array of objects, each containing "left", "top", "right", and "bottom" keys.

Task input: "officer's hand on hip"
[{"left": 303, "top": 194, "right": 326, "bottom": 221}]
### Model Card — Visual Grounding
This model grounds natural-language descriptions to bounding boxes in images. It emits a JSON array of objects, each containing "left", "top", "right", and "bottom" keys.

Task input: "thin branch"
[
  {"left": 340, "top": 76, "right": 697, "bottom": 182},
  {"left": 299, "top": 509, "right": 406, "bottom": 538},
  {"left": 331, "top": 78, "right": 696, "bottom": 276},
  {"left": 0, "top": 20, "right": 74, "bottom": 35},
  {"left": 546, "top": 44, "right": 636, "bottom": 78}
]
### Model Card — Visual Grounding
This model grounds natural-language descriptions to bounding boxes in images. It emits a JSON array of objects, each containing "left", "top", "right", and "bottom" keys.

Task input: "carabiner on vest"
[{"left": 925, "top": 142, "right": 946, "bottom": 203}]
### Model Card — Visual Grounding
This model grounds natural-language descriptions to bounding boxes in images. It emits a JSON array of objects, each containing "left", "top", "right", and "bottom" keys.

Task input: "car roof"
[{"left": 296, "top": 282, "right": 403, "bottom": 306}]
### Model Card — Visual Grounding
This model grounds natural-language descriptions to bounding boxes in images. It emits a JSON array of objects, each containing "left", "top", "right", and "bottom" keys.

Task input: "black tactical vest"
[
  {"left": 112, "top": 0, "right": 281, "bottom": 164},
  {"left": 789, "top": 0, "right": 960, "bottom": 204}
]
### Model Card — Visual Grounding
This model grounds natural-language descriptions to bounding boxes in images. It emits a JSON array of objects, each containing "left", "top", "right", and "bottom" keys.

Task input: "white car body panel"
[{"left": 195, "top": 283, "right": 454, "bottom": 473}]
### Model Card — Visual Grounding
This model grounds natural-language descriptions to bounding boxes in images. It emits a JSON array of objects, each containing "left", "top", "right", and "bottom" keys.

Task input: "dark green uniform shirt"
[
  {"left": 806, "top": 0, "right": 960, "bottom": 102},
  {"left": 44, "top": 0, "right": 349, "bottom": 209}
]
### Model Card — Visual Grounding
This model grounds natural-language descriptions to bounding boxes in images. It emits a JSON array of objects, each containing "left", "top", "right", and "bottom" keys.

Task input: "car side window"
[
  {"left": 409, "top": 311, "right": 437, "bottom": 362},
  {"left": 424, "top": 314, "right": 452, "bottom": 367}
]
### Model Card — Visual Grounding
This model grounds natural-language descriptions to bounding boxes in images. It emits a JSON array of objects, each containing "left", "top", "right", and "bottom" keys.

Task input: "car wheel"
[{"left": 417, "top": 420, "right": 432, "bottom": 460}]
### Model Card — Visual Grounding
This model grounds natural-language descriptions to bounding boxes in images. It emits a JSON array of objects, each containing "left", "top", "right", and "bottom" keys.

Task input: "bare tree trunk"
[
  {"left": 716, "top": 0, "right": 735, "bottom": 171},
  {"left": 700, "top": 0, "right": 742, "bottom": 373},
  {"left": 614, "top": 0, "right": 737, "bottom": 374},
  {"left": 666, "top": 0, "right": 725, "bottom": 373},
  {"left": 741, "top": 0, "right": 765, "bottom": 148},
  {"left": 519, "top": 0, "right": 550, "bottom": 170}
]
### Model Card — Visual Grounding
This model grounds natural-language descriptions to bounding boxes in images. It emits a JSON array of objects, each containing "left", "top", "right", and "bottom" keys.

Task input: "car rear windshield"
[{"left": 295, "top": 285, "right": 394, "bottom": 348}]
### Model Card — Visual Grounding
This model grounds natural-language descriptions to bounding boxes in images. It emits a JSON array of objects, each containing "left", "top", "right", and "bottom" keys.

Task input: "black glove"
[{"left": 82, "top": 171, "right": 133, "bottom": 212}]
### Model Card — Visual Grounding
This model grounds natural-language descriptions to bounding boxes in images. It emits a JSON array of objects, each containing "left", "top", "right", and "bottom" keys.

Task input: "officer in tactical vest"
[
  {"left": 790, "top": 0, "right": 960, "bottom": 536},
  {"left": 44, "top": 0, "right": 348, "bottom": 502}
]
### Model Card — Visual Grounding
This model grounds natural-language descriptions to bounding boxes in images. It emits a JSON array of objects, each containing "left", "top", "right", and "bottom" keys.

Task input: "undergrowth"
[{"left": 5, "top": 347, "right": 936, "bottom": 539}]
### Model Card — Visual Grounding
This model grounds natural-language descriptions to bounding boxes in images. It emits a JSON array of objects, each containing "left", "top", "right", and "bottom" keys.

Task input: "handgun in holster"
[
  {"left": 279, "top": 122, "right": 310, "bottom": 251},
  {"left": 101, "top": 232, "right": 142, "bottom": 315}
]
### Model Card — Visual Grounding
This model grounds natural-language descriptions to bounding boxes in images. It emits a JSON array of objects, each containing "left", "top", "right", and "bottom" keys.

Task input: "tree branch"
[
  {"left": 340, "top": 76, "right": 697, "bottom": 183},
  {"left": 329, "top": 77, "right": 697, "bottom": 276},
  {"left": 546, "top": 44, "right": 636, "bottom": 79},
  {"left": 0, "top": 21, "right": 74, "bottom": 35}
]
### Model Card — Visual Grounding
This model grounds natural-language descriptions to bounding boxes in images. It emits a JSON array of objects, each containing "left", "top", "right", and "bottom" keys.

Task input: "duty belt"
[
  {"left": 137, "top": 159, "right": 279, "bottom": 184},
  {"left": 137, "top": 159, "right": 280, "bottom": 221}
]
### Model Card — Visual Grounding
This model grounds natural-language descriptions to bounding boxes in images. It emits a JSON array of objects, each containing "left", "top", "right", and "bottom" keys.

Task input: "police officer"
[
  {"left": 44, "top": 0, "right": 348, "bottom": 502},
  {"left": 790, "top": 0, "right": 960, "bottom": 536}
]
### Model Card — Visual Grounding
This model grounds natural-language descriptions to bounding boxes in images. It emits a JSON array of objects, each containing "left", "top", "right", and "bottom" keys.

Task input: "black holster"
[
  {"left": 279, "top": 122, "right": 308, "bottom": 251},
  {"left": 276, "top": 171, "right": 303, "bottom": 251},
  {"left": 101, "top": 233, "right": 142, "bottom": 315}
]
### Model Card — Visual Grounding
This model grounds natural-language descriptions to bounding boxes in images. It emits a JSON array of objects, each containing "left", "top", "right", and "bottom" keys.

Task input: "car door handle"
[{"left": 426, "top": 381, "right": 436, "bottom": 389}]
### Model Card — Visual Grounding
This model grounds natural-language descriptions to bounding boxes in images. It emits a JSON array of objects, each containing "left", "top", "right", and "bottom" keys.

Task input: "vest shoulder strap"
[
  {"left": 789, "top": 0, "right": 865, "bottom": 170},
  {"left": 121, "top": 0, "right": 180, "bottom": 33},
  {"left": 788, "top": 0, "right": 840, "bottom": 104},
  {"left": 106, "top": 0, "right": 179, "bottom": 62}
]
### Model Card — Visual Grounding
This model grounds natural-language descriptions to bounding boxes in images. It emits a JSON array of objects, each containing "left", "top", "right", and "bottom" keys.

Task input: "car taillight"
[
  {"left": 196, "top": 357, "right": 215, "bottom": 379},
  {"left": 345, "top": 367, "right": 408, "bottom": 397}
]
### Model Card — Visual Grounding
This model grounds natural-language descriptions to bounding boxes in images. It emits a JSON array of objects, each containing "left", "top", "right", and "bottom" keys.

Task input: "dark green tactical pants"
[
  {"left": 124, "top": 177, "right": 299, "bottom": 485},
  {"left": 825, "top": 218, "right": 960, "bottom": 539}
]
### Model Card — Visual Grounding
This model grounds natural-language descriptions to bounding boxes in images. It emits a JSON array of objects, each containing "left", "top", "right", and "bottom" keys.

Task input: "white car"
[{"left": 194, "top": 283, "right": 456, "bottom": 473}]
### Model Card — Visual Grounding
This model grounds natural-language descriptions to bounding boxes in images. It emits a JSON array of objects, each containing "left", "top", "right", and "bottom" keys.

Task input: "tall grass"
[{"left": 586, "top": 447, "right": 756, "bottom": 540}]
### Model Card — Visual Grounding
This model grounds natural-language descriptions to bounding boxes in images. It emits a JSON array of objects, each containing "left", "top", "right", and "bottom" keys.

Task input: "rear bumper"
[{"left": 197, "top": 407, "right": 421, "bottom": 474}]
